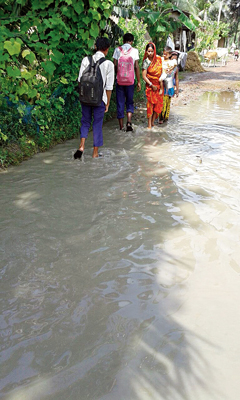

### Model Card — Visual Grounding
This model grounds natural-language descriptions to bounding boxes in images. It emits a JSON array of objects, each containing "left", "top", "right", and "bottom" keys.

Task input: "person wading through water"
[
  {"left": 74, "top": 37, "right": 114, "bottom": 159},
  {"left": 142, "top": 42, "right": 164, "bottom": 129},
  {"left": 113, "top": 33, "right": 141, "bottom": 131}
]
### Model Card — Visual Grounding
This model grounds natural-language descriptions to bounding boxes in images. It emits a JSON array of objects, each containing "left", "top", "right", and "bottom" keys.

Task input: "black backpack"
[{"left": 79, "top": 56, "right": 106, "bottom": 106}]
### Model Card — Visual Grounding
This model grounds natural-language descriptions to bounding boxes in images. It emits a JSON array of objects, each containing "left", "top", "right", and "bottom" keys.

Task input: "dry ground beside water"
[{"left": 172, "top": 57, "right": 240, "bottom": 107}]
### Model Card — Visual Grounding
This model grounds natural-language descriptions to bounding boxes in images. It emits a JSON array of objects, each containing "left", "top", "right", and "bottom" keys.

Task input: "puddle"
[{"left": 1, "top": 91, "right": 240, "bottom": 400}]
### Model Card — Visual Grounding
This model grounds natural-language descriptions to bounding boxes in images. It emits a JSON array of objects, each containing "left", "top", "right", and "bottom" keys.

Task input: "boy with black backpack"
[
  {"left": 113, "top": 33, "right": 141, "bottom": 131},
  {"left": 74, "top": 37, "right": 114, "bottom": 159}
]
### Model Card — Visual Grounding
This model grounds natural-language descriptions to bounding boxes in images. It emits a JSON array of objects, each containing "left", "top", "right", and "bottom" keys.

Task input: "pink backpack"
[{"left": 117, "top": 46, "right": 134, "bottom": 86}]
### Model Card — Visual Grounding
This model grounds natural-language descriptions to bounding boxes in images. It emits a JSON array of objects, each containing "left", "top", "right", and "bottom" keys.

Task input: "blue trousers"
[
  {"left": 80, "top": 101, "right": 105, "bottom": 147},
  {"left": 116, "top": 83, "right": 135, "bottom": 119}
]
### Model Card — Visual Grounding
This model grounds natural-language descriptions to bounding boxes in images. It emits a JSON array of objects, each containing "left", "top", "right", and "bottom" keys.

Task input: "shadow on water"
[{"left": 1, "top": 91, "right": 240, "bottom": 400}]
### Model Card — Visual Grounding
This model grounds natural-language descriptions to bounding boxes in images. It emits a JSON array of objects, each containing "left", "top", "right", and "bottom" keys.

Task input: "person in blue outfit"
[{"left": 75, "top": 38, "right": 114, "bottom": 159}]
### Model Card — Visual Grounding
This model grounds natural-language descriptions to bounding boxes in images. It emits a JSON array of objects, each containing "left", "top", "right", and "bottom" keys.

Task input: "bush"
[{"left": 0, "top": 0, "right": 116, "bottom": 168}]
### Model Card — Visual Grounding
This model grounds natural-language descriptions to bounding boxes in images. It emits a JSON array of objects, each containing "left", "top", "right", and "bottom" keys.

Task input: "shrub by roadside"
[{"left": 0, "top": 93, "right": 82, "bottom": 168}]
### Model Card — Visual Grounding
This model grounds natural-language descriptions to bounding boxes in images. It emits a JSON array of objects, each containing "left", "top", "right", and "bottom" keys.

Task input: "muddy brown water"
[{"left": 1, "top": 91, "right": 240, "bottom": 400}]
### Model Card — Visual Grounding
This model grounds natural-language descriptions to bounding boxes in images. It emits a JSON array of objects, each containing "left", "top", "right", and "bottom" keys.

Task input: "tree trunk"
[
  {"left": 234, "top": 20, "right": 239, "bottom": 43},
  {"left": 217, "top": 0, "right": 223, "bottom": 25},
  {"left": 204, "top": 9, "right": 207, "bottom": 21}
]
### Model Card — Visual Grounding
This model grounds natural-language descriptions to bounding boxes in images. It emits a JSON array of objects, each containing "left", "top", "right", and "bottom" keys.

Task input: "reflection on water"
[{"left": 1, "top": 92, "right": 240, "bottom": 400}]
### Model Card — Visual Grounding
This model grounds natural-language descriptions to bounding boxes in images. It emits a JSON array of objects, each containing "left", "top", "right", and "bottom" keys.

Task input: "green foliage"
[
  {"left": 0, "top": 94, "right": 82, "bottom": 167},
  {"left": 4, "top": 40, "right": 22, "bottom": 56},
  {"left": 117, "top": 16, "right": 148, "bottom": 63},
  {"left": 0, "top": 0, "right": 116, "bottom": 100},
  {"left": 137, "top": 1, "right": 196, "bottom": 53},
  {"left": 173, "top": 7, "right": 196, "bottom": 31},
  {"left": 195, "top": 20, "right": 230, "bottom": 52},
  {"left": 227, "top": 0, "right": 240, "bottom": 43},
  {"left": 195, "top": 0, "right": 239, "bottom": 45},
  {"left": 113, "top": 0, "right": 139, "bottom": 18},
  {"left": 0, "top": 0, "right": 117, "bottom": 167}
]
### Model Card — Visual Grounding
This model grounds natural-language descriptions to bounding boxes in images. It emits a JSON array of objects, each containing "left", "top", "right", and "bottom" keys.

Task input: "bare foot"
[
  {"left": 92, "top": 146, "right": 99, "bottom": 158},
  {"left": 79, "top": 138, "right": 85, "bottom": 150}
]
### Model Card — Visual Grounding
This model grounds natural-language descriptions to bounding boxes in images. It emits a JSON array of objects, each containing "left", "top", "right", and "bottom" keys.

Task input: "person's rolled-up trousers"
[{"left": 80, "top": 101, "right": 105, "bottom": 147}]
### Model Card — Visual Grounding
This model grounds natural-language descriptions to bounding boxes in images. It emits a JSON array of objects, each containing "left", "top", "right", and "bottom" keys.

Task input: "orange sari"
[{"left": 143, "top": 44, "right": 164, "bottom": 117}]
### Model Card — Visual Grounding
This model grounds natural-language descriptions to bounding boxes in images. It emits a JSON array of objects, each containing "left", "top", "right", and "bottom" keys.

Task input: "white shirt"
[{"left": 78, "top": 51, "right": 114, "bottom": 105}]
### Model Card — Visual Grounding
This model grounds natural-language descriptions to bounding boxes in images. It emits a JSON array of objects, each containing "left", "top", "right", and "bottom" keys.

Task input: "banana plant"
[{"left": 136, "top": 0, "right": 196, "bottom": 52}]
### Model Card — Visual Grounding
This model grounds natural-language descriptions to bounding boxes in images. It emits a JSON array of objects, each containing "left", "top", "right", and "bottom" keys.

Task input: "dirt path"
[{"left": 172, "top": 57, "right": 240, "bottom": 107}]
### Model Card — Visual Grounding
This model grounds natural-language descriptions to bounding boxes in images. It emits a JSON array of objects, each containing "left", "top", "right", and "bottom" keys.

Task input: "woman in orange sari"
[{"left": 142, "top": 42, "right": 164, "bottom": 129}]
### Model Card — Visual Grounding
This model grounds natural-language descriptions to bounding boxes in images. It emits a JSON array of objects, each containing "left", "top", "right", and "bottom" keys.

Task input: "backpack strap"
[
  {"left": 97, "top": 57, "right": 106, "bottom": 66},
  {"left": 87, "top": 55, "right": 94, "bottom": 68},
  {"left": 118, "top": 46, "right": 132, "bottom": 56},
  {"left": 89, "top": 55, "right": 106, "bottom": 68}
]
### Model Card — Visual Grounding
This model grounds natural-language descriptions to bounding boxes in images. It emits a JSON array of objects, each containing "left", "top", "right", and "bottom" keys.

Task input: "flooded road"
[{"left": 1, "top": 91, "right": 240, "bottom": 400}]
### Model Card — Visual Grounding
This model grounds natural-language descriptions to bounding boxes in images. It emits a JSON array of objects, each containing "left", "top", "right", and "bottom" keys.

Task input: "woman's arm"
[
  {"left": 142, "top": 69, "right": 151, "bottom": 86},
  {"left": 142, "top": 69, "right": 157, "bottom": 91}
]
